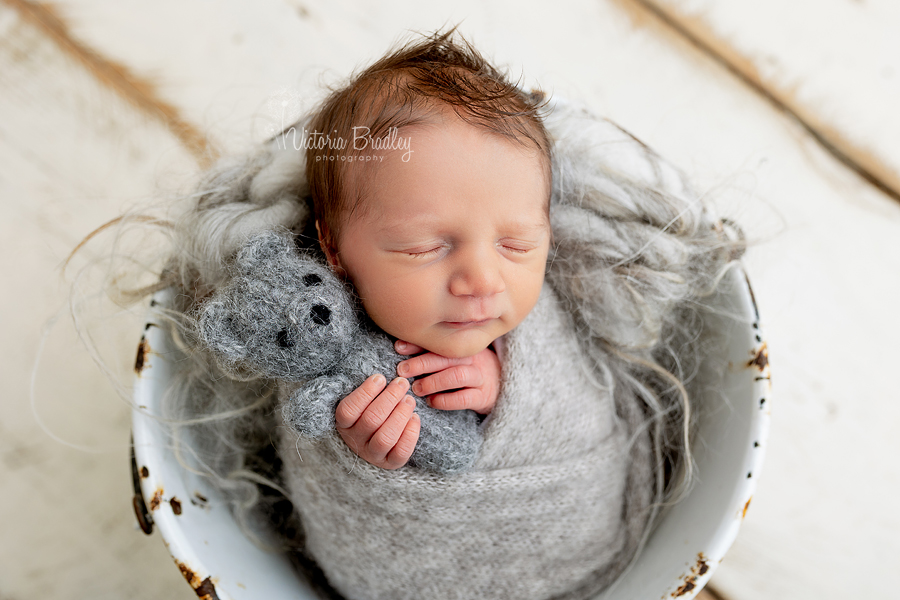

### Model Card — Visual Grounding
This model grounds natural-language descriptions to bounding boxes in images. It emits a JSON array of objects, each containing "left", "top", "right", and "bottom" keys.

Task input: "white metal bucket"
[{"left": 132, "top": 263, "right": 770, "bottom": 600}]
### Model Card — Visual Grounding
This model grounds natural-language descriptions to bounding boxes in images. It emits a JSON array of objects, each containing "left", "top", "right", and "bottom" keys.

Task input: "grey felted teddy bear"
[{"left": 198, "top": 229, "right": 483, "bottom": 474}]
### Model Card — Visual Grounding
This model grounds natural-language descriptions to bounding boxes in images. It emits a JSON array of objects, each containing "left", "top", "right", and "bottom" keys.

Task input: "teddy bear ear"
[
  {"left": 199, "top": 299, "right": 249, "bottom": 367},
  {"left": 235, "top": 229, "right": 294, "bottom": 275}
]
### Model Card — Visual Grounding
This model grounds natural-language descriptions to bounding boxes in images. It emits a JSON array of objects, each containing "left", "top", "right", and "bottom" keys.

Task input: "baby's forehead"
[{"left": 333, "top": 112, "right": 551, "bottom": 231}]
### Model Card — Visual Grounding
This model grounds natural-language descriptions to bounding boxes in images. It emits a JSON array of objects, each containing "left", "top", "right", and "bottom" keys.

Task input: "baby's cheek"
[
  {"left": 509, "top": 273, "right": 545, "bottom": 326},
  {"left": 374, "top": 293, "right": 437, "bottom": 342}
]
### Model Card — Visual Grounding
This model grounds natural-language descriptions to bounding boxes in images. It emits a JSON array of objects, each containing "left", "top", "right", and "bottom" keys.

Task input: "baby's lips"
[
  {"left": 442, "top": 311, "right": 501, "bottom": 324},
  {"left": 440, "top": 318, "right": 497, "bottom": 329}
]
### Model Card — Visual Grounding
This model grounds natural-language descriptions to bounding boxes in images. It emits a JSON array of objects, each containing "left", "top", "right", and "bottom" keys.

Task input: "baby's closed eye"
[
  {"left": 397, "top": 239, "right": 540, "bottom": 258},
  {"left": 405, "top": 245, "right": 447, "bottom": 258},
  {"left": 498, "top": 240, "right": 537, "bottom": 254}
]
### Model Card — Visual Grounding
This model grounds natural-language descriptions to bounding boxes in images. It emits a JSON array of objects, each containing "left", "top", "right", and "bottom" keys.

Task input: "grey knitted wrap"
[
  {"left": 281, "top": 283, "right": 650, "bottom": 600},
  {"left": 172, "top": 98, "right": 738, "bottom": 600}
]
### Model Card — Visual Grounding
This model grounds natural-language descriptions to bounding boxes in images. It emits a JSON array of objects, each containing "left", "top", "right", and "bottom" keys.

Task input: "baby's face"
[{"left": 330, "top": 116, "right": 550, "bottom": 358}]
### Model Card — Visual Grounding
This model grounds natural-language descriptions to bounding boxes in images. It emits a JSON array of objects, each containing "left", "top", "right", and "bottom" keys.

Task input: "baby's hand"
[
  {"left": 334, "top": 374, "right": 421, "bottom": 470},
  {"left": 395, "top": 340, "right": 501, "bottom": 415}
]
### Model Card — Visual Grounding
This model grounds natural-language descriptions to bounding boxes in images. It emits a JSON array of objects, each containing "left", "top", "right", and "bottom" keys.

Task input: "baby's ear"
[
  {"left": 315, "top": 220, "right": 342, "bottom": 271},
  {"left": 199, "top": 299, "right": 249, "bottom": 366},
  {"left": 235, "top": 230, "right": 294, "bottom": 275}
]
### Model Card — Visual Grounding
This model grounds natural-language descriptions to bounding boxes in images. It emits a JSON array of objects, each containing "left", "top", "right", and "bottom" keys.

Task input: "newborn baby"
[
  {"left": 272, "top": 30, "right": 650, "bottom": 600},
  {"left": 176, "top": 26, "right": 732, "bottom": 600}
]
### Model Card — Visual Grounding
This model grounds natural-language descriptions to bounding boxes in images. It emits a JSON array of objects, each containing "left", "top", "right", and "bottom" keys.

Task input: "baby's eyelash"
[
  {"left": 407, "top": 247, "right": 443, "bottom": 258},
  {"left": 403, "top": 242, "right": 534, "bottom": 258},
  {"left": 499, "top": 242, "right": 534, "bottom": 254}
]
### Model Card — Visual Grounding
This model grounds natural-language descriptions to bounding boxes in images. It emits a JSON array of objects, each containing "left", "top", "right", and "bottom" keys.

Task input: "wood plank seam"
[
  {"left": 626, "top": 0, "right": 900, "bottom": 204},
  {"left": 1, "top": 0, "right": 216, "bottom": 167}
]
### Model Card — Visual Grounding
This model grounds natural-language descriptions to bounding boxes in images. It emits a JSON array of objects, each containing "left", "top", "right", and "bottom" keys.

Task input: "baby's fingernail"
[
  {"left": 395, "top": 340, "right": 407, "bottom": 351},
  {"left": 397, "top": 362, "right": 408, "bottom": 375},
  {"left": 403, "top": 396, "right": 415, "bottom": 407},
  {"left": 411, "top": 381, "right": 421, "bottom": 395},
  {"left": 371, "top": 373, "right": 385, "bottom": 386},
  {"left": 392, "top": 377, "right": 409, "bottom": 390}
]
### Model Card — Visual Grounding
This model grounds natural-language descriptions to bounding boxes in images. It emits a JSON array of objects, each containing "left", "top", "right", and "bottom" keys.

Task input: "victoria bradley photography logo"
[{"left": 277, "top": 111, "right": 413, "bottom": 162}]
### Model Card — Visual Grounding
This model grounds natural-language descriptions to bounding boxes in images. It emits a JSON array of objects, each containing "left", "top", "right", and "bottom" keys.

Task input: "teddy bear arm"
[{"left": 283, "top": 373, "right": 355, "bottom": 438}]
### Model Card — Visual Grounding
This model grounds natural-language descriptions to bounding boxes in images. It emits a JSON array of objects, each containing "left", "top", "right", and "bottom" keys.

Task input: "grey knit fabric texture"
[
  {"left": 199, "top": 230, "right": 482, "bottom": 474},
  {"left": 279, "top": 284, "right": 648, "bottom": 600}
]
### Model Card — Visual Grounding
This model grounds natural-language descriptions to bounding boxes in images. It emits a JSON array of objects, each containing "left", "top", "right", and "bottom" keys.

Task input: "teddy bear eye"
[
  {"left": 276, "top": 329, "right": 294, "bottom": 348},
  {"left": 303, "top": 273, "right": 322, "bottom": 287},
  {"left": 311, "top": 305, "right": 331, "bottom": 326}
]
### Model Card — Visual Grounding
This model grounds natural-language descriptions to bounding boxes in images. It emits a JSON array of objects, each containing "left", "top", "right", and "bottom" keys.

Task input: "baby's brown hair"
[{"left": 304, "top": 27, "right": 552, "bottom": 247}]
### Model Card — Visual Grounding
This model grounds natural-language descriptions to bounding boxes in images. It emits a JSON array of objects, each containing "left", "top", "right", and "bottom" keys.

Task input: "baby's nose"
[{"left": 449, "top": 251, "right": 505, "bottom": 298}]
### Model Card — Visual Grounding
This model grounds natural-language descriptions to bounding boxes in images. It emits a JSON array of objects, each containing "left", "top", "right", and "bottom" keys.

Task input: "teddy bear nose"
[
  {"left": 311, "top": 304, "right": 331, "bottom": 325},
  {"left": 303, "top": 273, "right": 322, "bottom": 287}
]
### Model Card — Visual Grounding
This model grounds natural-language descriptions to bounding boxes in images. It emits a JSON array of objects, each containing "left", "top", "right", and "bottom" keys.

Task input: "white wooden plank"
[
  {"left": 640, "top": 0, "right": 900, "bottom": 197},
  {"left": 0, "top": 4, "right": 199, "bottom": 599},
  {"left": 2, "top": 1, "right": 899, "bottom": 599}
]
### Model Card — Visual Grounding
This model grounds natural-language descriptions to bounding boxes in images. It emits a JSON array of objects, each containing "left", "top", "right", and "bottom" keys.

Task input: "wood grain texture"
[
  {"left": 636, "top": 0, "right": 900, "bottom": 201},
  {"left": 0, "top": 3, "right": 198, "bottom": 598},
  {"left": 1, "top": 0, "right": 215, "bottom": 165},
  {"left": 1, "top": 1, "right": 898, "bottom": 599}
]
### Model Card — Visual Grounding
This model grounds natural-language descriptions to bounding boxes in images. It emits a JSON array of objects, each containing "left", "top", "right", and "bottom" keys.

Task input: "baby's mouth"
[{"left": 441, "top": 318, "right": 495, "bottom": 329}]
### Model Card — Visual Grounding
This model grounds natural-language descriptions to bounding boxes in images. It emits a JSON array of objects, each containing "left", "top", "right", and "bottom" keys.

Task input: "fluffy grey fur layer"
[
  {"left": 198, "top": 230, "right": 481, "bottom": 474},
  {"left": 154, "top": 98, "right": 742, "bottom": 598}
]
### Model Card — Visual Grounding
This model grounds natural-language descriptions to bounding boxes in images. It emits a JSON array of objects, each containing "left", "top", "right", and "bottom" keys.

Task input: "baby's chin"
[{"left": 413, "top": 330, "right": 497, "bottom": 359}]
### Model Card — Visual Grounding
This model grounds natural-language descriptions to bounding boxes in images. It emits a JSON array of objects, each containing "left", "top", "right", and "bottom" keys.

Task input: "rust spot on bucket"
[
  {"left": 176, "top": 560, "right": 221, "bottom": 600},
  {"left": 673, "top": 580, "right": 696, "bottom": 597},
  {"left": 748, "top": 342, "right": 768, "bottom": 372},
  {"left": 195, "top": 577, "right": 220, "bottom": 600},
  {"left": 149, "top": 487, "right": 163, "bottom": 511},
  {"left": 671, "top": 553, "right": 710, "bottom": 597},
  {"left": 170, "top": 496, "right": 183, "bottom": 515},
  {"left": 140, "top": 466, "right": 149, "bottom": 478},
  {"left": 135, "top": 335, "right": 150, "bottom": 375},
  {"left": 743, "top": 496, "right": 753, "bottom": 519},
  {"left": 177, "top": 560, "right": 196, "bottom": 583}
]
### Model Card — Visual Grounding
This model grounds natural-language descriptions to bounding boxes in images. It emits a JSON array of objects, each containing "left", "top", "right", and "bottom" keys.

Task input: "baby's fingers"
[
  {"left": 398, "top": 352, "right": 472, "bottom": 378},
  {"left": 427, "top": 388, "right": 486, "bottom": 413},
  {"left": 381, "top": 409, "right": 421, "bottom": 470},
  {"left": 355, "top": 377, "right": 410, "bottom": 434},
  {"left": 394, "top": 340, "right": 425, "bottom": 356},
  {"left": 334, "top": 373, "right": 386, "bottom": 429},
  {"left": 411, "top": 364, "right": 481, "bottom": 397},
  {"left": 365, "top": 394, "right": 415, "bottom": 455}
]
